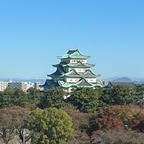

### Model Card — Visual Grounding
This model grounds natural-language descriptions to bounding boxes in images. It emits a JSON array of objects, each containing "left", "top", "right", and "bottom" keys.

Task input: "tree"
[
  {"left": 0, "top": 88, "right": 29, "bottom": 108},
  {"left": 133, "top": 117, "right": 144, "bottom": 132},
  {"left": 27, "top": 87, "right": 44, "bottom": 106},
  {"left": 39, "top": 88, "right": 67, "bottom": 109},
  {"left": 0, "top": 106, "right": 29, "bottom": 144},
  {"left": 100, "top": 88, "right": 115, "bottom": 105},
  {"left": 27, "top": 107, "right": 73, "bottom": 144},
  {"left": 89, "top": 116, "right": 123, "bottom": 132},
  {"left": 97, "top": 105, "right": 144, "bottom": 128},
  {"left": 134, "top": 84, "right": 144, "bottom": 108},
  {"left": 97, "top": 105, "right": 127, "bottom": 119},
  {"left": 101, "top": 85, "right": 136, "bottom": 105},
  {"left": 62, "top": 106, "right": 90, "bottom": 131},
  {"left": 71, "top": 130, "right": 91, "bottom": 144},
  {"left": 67, "top": 88, "right": 102, "bottom": 112},
  {"left": 135, "top": 84, "right": 144, "bottom": 99},
  {"left": 91, "top": 129, "right": 144, "bottom": 144}
]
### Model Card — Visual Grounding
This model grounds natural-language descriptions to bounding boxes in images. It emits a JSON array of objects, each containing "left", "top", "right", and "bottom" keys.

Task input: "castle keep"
[{"left": 43, "top": 49, "right": 103, "bottom": 92}]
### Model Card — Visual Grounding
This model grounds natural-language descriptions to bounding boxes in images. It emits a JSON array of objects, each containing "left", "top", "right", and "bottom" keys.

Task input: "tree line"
[{"left": 0, "top": 84, "right": 144, "bottom": 144}]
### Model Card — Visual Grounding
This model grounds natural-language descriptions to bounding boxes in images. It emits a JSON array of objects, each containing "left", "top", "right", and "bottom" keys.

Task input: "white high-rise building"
[{"left": 0, "top": 82, "right": 9, "bottom": 91}]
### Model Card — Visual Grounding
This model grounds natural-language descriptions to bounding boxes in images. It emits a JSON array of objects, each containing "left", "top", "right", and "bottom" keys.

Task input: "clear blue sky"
[{"left": 0, "top": 0, "right": 144, "bottom": 79}]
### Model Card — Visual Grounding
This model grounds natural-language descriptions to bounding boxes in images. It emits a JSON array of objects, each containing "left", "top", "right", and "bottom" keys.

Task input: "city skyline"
[{"left": 0, "top": 0, "right": 144, "bottom": 79}]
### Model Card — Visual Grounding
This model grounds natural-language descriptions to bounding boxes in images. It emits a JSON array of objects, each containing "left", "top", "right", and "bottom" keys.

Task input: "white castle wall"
[
  {"left": 66, "top": 77, "right": 96, "bottom": 84},
  {"left": 85, "top": 78, "right": 96, "bottom": 83},
  {"left": 66, "top": 78, "right": 80, "bottom": 83},
  {"left": 70, "top": 59, "right": 87, "bottom": 64},
  {"left": 61, "top": 59, "right": 87, "bottom": 64},
  {"left": 68, "top": 68, "right": 89, "bottom": 73}
]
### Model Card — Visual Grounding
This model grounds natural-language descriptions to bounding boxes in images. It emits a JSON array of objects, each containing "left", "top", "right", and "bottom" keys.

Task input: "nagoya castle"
[{"left": 43, "top": 48, "right": 103, "bottom": 92}]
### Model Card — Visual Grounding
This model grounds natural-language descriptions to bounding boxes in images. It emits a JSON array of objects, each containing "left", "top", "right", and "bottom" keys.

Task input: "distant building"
[
  {"left": 7, "top": 82, "right": 33, "bottom": 92},
  {"left": 0, "top": 82, "right": 9, "bottom": 91},
  {"left": 34, "top": 82, "right": 43, "bottom": 91},
  {"left": 43, "top": 49, "right": 103, "bottom": 92},
  {"left": 0, "top": 81, "right": 42, "bottom": 92}
]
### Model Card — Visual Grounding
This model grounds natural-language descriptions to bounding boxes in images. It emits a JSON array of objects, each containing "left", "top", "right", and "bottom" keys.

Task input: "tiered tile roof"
[
  {"left": 57, "top": 49, "right": 90, "bottom": 59},
  {"left": 43, "top": 49, "right": 103, "bottom": 90}
]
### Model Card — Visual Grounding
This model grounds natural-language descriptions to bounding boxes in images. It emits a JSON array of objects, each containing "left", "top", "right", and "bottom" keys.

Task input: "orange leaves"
[
  {"left": 90, "top": 116, "right": 123, "bottom": 131},
  {"left": 96, "top": 105, "right": 144, "bottom": 130}
]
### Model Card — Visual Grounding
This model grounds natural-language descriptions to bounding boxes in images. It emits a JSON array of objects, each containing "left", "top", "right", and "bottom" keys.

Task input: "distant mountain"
[
  {"left": 113, "top": 77, "right": 132, "bottom": 82},
  {"left": 103, "top": 77, "right": 132, "bottom": 82},
  {"left": 103, "top": 77, "right": 144, "bottom": 84}
]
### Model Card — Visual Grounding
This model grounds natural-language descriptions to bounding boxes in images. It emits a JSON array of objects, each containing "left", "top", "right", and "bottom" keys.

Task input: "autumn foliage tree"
[
  {"left": 71, "top": 130, "right": 91, "bottom": 144},
  {"left": 97, "top": 105, "right": 144, "bottom": 128},
  {"left": 0, "top": 106, "right": 28, "bottom": 144},
  {"left": 89, "top": 116, "right": 123, "bottom": 132},
  {"left": 62, "top": 107, "right": 92, "bottom": 144},
  {"left": 62, "top": 106, "right": 91, "bottom": 132},
  {"left": 132, "top": 115, "right": 144, "bottom": 132},
  {"left": 91, "top": 129, "right": 144, "bottom": 144}
]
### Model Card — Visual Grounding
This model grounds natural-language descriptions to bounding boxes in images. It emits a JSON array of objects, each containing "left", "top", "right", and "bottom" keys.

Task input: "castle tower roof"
[
  {"left": 57, "top": 49, "right": 90, "bottom": 59},
  {"left": 53, "top": 61, "right": 95, "bottom": 68}
]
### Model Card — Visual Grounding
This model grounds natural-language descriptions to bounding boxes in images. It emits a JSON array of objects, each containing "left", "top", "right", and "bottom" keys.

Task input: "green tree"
[
  {"left": 100, "top": 88, "right": 114, "bottom": 105},
  {"left": 27, "top": 87, "right": 43, "bottom": 106},
  {"left": 101, "top": 86, "right": 136, "bottom": 105},
  {"left": 39, "top": 88, "right": 67, "bottom": 109},
  {"left": 0, "top": 88, "right": 29, "bottom": 108},
  {"left": 27, "top": 107, "right": 73, "bottom": 144},
  {"left": 134, "top": 84, "right": 144, "bottom": 108},
  {"left": 111, "top": 85, "right": 136, "bottom": 105},
  {"left": 67, "top": 88, "right": 102, "bottom": 112},
  {"left": 135, "top": 84, "right": 144, "bottom": 98}
]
